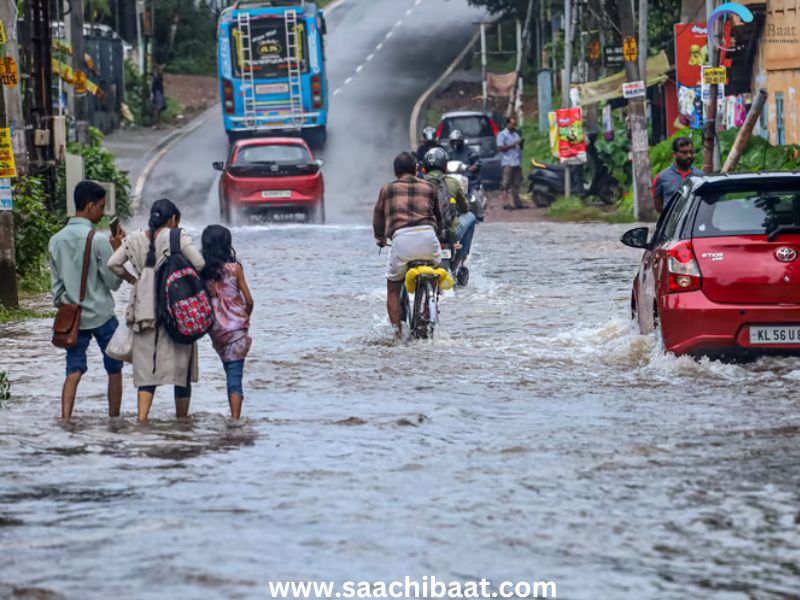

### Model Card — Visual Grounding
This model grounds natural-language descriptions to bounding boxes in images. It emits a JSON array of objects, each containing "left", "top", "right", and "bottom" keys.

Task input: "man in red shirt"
[
  {"left": 374, "top": 152, "right": 443, "bottom": 336},
  {"left": 652, "top": 137, "right": 704, "bottom": 213}
]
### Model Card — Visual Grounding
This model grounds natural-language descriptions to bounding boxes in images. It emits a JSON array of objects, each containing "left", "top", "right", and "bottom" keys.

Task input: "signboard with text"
[
  {"left": 603, "top": 46, "right": 624, "bottom": 69},
  {"left": 0, "top": 179, "right": 11, "bottom": 211},
  {"left": 623, "top": 81, "right": 647, "bottom": 99},
  {"left": 0, "top": 129, "right": 16, "bottom": 178}
]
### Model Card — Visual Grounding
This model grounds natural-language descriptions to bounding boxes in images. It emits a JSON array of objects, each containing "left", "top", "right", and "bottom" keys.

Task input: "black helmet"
[
  {"left": 422, "top": 127, "right": 437, "bottom": 143},
  {"left": 423, "top": 147, "right": 448, "bottom": 172},
  {"left": 449, "top": 129, "right": 465, "bottom": 151}
]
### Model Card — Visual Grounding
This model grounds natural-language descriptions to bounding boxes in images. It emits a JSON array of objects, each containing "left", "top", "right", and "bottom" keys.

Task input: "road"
[
  {"left": 2, "top": 1, "right": 800, "bottom": 599},
  {"left": 141, "top": 0, "right": 488, "bottom": 223}
]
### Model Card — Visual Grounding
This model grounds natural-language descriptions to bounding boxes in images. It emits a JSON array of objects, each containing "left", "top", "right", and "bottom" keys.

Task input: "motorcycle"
[
  {"left": 527, "top": 142, "right": 623, "bottom": 208},
  {"left": 447, "top": 160, "right": 486, "bottom": 222},
  {"left": 441, "top": 160, "right": 483, "bottom": 287}
]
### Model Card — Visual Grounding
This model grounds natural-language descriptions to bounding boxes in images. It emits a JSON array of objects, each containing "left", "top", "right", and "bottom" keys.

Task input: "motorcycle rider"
[
  {"left": 422, "top": 147, "right": 476, "bottom": 271},
  {"left": 415, "top": 127, "right": 443, "bottom": 162},
  {"left": 446, "top": 129, "right": 481, "bottom": 191}
]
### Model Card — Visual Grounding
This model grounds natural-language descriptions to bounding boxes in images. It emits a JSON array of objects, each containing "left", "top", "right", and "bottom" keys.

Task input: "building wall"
[{"left": 762, "top": 0, "right": 800, "bottom": 144}]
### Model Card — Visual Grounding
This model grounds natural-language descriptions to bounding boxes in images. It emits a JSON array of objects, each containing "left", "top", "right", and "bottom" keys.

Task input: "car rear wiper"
[{"left": 767, "top": 224, "right": 800, "bottom": 241}]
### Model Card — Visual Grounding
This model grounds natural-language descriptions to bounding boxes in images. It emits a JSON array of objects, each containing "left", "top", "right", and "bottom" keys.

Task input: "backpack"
[
  {"left": 155, "top": 228, "right": 214, "bottom": 344},
  {"left": 429, "top": 173, "right": 459, "bottom": 243}
]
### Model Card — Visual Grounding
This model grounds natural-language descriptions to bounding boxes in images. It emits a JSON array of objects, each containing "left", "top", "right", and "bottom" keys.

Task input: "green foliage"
[
  {"left": 519, "top": 121, "right": 555, "bottom": 166},
  {"left": 596, "top": 132, "right": 632, "bottom": 189},
  {"left": 546, "top": 194, "right": 636, "bottom": 223},
  {"left": 12, "top": 177, "right": 62, "bottom": 281},
  {"left": 57, "top": 127, "right": 132, "bottom": 218},
  {"left": 154, "top": 0, "right": 218, "bottom": 74},
  {"left": 648, "top": 128, "right": 800, "bottom": 175},
  {"left": 124, "top": 59, "right": 148, "bottom": 126}
]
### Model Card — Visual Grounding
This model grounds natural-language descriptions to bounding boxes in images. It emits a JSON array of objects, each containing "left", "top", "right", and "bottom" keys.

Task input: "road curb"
[
  {"left": 409, "top": 29, "right": 481, "bottom": 149},
  {"left": 131, "top": 104, "right": 221, "bottom": 214},
  {"left": 323, "top": 0, "right": 347, "bottom": 12}
]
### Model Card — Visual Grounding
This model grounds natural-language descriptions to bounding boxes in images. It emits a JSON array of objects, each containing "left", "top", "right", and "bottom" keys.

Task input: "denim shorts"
[
  {"left": 223, "top": 359, "right": 245, "bottom": 396},
  {"left": 66, "top": 317, "right": 124, "bottom": 376}
]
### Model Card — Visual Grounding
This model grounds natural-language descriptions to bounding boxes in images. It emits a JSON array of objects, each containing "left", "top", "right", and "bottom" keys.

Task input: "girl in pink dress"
[{"left": 201, "top": 225, "right": 254, "bottom": 419}]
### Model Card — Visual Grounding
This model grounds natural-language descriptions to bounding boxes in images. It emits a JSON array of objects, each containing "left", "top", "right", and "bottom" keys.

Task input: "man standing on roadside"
[
  {"left": 374, "top": 152, "right": 443, "bottom": 337},
  {"left": 497, "top": 115, "right": 526, "bottom": 210},
  {"left": 652, "top": 137, "right": 703, "bottom": 213},
  {"left": 49, "top": 181, "right": 133, "bottom": 419}
]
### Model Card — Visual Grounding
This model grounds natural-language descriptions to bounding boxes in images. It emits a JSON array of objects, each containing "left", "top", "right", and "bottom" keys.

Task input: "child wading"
[{"left": 201, "top": 226, "right": 254, "bottom": 418}]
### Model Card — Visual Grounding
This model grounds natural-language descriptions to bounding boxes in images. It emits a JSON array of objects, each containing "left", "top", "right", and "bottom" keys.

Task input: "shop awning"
[{"left": 575, "top": 51, "right": 671, "bottom": 106}]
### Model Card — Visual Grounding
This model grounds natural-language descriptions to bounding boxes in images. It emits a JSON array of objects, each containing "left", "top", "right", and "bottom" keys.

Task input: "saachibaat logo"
[{"left": 708, "top": 2, "right": 753, "bottom": 50}]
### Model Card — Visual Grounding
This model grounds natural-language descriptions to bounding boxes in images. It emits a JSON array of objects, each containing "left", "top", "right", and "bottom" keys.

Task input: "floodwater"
[{"left": 2, "top": 221, "right": 800, "bottom": 599}]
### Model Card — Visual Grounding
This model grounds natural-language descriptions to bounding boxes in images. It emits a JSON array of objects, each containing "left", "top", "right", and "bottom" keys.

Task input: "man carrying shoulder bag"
[{"left": 49, "top": 180, "right": 134, "bottom": 419}]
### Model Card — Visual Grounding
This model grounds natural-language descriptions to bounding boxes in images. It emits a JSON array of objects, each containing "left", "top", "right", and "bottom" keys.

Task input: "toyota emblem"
[
  {"left": 775, "top": 247, "right": 798, "bottom": 262},
  {"left": 270, "top": 164, "right": 279, "bottom": 172}
]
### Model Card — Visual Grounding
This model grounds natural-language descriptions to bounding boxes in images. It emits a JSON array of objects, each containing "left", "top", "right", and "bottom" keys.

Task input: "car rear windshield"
[
  {"left": 233, "top": 144, "right": 311, "bottom": 165},
  {"left": 440, "top": 116, "right": 494, "bottom": 138},
  {"left": 692, "top": 188, "right": 800, "bottom": 237}
]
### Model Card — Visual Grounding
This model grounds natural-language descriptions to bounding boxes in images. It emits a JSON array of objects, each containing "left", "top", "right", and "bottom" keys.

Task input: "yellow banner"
[{"left": 0, "top": 128, "right": 17, "bottom": 179}]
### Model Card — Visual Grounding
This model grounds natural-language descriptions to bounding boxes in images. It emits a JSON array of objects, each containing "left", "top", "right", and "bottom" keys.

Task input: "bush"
[
  {"left": 124, "top": 59, "right": 148, "bottom": 126},
  {"left": 56, "top": 127, "right": 132, "bottom": 218},
  {"left": 12, "top": 176, "right": 62, "bottom": 283}
]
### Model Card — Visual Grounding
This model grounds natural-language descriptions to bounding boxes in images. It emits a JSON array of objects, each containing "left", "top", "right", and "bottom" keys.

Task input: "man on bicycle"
[{"left": 374, "top": 152, "right": 443, "bottom": 336}]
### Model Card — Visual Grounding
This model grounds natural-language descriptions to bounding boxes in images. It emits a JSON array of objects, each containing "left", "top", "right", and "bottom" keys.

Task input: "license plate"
[
  {"left": 256, "top": 83, "right": 289, "bottom": 95},
  {"left": 749, "top": 326, "right": 800, "bottom": 345},
  {"left": 441, "top": 248, "right": 452, "bottom": 259},
  {"left": 262, "top": 190, "right": 291, "bottom": 199}
]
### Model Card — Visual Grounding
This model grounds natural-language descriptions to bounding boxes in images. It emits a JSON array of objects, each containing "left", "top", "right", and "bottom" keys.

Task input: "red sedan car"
[
  {"left": 622, "top": 172, "right": 800, "bottom": 357},
  {"left": 213, "top": 137, "right": 325, "bottom": 223}
]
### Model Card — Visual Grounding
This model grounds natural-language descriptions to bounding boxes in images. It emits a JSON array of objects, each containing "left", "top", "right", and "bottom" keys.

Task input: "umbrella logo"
[{"left": 708, "top": 2, "right": 754, "bottom": 51}]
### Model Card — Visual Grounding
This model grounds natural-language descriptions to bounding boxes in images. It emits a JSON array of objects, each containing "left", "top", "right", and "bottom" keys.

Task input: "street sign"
[
  {"left": 603, "top": 46, "right": 624, "bottom": 69},
  {"left": 0, "top": 129, "right": 16, "bottom": 179},
  {"left": 0, "top": 180, "right": 11, "bottom": 212},
  {"left": 587, "top": 37, "right": 601, "bottom": 65},
  {"left": 624, "top": 36, "right": 638, "bottom": 62},
  {"left": 623, "top": 80, "right": 647, "bottom": 99},
  {"left": 0, "top": 57, "right": 18, "bottom": 87},
  {"left": 702, "top": 66, "right": 727, "bottom": 84}
]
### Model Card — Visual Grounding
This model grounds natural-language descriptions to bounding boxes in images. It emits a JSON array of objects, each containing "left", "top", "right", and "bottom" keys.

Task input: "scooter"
[{"left": 527, "top": 143, "right": 622, "bottom": 208}]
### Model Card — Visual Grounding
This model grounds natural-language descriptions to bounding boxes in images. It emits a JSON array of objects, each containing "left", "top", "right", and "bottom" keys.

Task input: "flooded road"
[{"left": 2, "top": 221, "right": 800, "bottom": 599}]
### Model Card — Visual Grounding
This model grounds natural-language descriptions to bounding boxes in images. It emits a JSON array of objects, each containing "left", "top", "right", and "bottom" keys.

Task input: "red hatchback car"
[
  {"left": 622, "top": 172, "right": 800, "bottom": 357},
  {"left": 213, "top": 138, "right": 325, "bottom": 223}
]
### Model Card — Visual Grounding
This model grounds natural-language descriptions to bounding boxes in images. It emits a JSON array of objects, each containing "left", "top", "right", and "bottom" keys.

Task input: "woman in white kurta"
[{"left": 108, "top": 199, "right": 205, "bottom": 422}]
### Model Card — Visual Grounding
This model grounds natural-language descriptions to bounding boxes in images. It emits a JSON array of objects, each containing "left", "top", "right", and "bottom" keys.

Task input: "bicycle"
[{"left": 400, "top": 260, "right": 453, "bottom": 340}]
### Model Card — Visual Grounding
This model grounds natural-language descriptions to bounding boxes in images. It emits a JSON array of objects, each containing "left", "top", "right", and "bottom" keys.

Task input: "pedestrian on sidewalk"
[
  {"left": 497, "top": 115, "right": 527, "bottom": 210},
  {"left": 151, "top": 64, "right": 166, "bottom": 130},
  {"left": 201, "top": 225, "right": 254, "bottom": 420},
  {"left": 107, "top": 199, "right": 205, "bottom": 423},
  {"left": 49, "top": 181, "right": 132, "bottom": 419},
  {"left": 652, "top": 137, "right": 703, "bottom": 213}
]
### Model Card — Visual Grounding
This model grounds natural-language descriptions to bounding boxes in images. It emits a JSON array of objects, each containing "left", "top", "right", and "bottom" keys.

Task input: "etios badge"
[{"left": 775, "top": 247, "right": 798, "bottom": 262}]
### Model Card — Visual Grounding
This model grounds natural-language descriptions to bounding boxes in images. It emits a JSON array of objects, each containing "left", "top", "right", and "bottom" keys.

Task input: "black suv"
[{"left": 436, "top": 111, "right": 502, "bottom": 190}]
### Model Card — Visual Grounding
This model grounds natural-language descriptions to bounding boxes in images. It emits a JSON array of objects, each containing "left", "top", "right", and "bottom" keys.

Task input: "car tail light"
[
  {"left": 223, "top": 79, "right": 234, "bottom": 114},
  {"left": 312, "top": 75, "right": 323, "bottom": 109},
  {"left": 489, "top": 118, "right": 499, "bottom": 137},
  {"left": 435, "top": 122, "right": 444, "bottom": 139},
  {"left": 667, "top": 241, "right": 702, "bottom": 293}
]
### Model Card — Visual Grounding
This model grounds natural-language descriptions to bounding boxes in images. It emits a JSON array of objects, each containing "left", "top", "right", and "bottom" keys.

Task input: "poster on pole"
[
  {"left": 0, "top": 179, "right": 11, "bottom": 211},
  {"left": 623, "top": 81, "right": 647, "bottom": 99},
  {"left": 0, "top": 128, "right": 17, "bottom": 179},
  {"left": 555, "top": 108, "right": 587, "bottom": 165}
]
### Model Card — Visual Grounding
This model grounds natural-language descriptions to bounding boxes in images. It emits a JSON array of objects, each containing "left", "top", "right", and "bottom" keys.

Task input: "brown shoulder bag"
[{"left": 52, "top": 230, "right": 96, "bottom": 349}]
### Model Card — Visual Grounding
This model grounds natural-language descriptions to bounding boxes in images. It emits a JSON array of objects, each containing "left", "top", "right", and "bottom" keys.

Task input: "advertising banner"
[{"left": 555, "top": 108, "right": 587, "bottom": 165}]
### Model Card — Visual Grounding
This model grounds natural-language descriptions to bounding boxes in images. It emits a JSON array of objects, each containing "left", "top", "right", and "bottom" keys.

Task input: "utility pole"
[
  {"left": 0, "top": 0, "right": 18, "bottom": 307},
  {"left": 480, "top": 22, "right": 487, "bottom": 110},
  {"left": 703, "top": 0, "right": 721, "bottom": 173},
  {"left": 2, "top": 0, "right": 28, "bottom": 176},
  {"left": 506, "top": 0, "right": 535, "bottom": 119},
  {"left": 65, "top": 0, "right": 89, "bottom": 143},
  {"left": 562, "top": 0, "right": 574, "bottom": 198},
  {"left": 617, "top": 0, "right": 656, "bottom": 221},
  {"left": 638, "top": 0, "right": 648, "bottom": 84}
]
